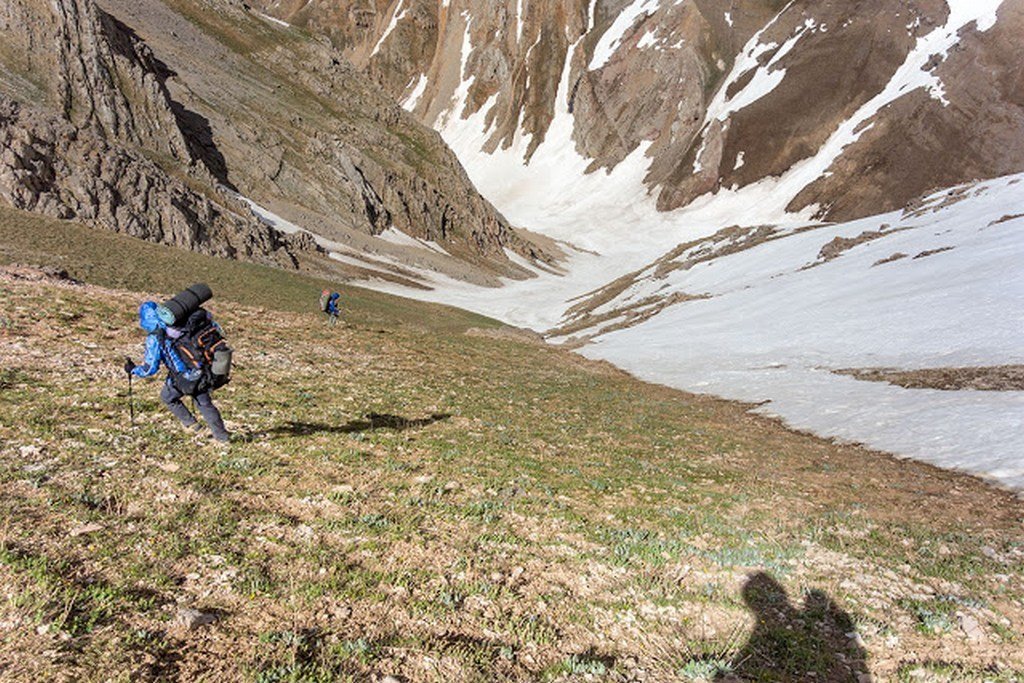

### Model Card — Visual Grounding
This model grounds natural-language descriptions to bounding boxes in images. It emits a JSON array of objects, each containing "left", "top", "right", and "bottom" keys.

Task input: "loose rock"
[{"left": 176, "top": 608, "right": 218, "bottom": 631}]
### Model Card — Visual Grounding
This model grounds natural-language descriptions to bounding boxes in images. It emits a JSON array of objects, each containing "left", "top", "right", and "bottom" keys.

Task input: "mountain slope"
[
  {"left": 1, "top": 223, "right": 1023, "bottom": 680},
  {"left": 262, "top": 0, "right": 1024, "bottom": 225},
  {"left": 250, "top": 0, "right": 1024, "bottom": 491},
  {"left": 0, "top": 0, "right": 556, "bottom": 283}
]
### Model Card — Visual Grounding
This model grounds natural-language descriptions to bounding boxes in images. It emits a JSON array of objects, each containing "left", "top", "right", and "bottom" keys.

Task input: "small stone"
[
  {"left": 19, "top": 445, "right": 41, "bottom": 458},
  {"left": 158, "top": 461, "right": 180, "bottom": 473},
  {"left": 442, "top": 480, "right": 460, "bottom": 492},
  {"left": 380, "top": 676, "right": 402, "bottom": 683},
  {"left": 957, "top": 612, "right": 986, "bottom": 643},
  {"left": 176, "top": 608, "right": 218, "bottom": 631},
  {"left": 858, "top": 674, "right": 874, "bottom": 683},
  {"left": 69, "top": 523, "right": 103, "bottom": 537}
]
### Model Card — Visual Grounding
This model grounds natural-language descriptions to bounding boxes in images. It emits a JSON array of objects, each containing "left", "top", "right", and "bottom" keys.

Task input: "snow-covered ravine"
[
  {"left": 356, "top": 173, "right": 1024, "bottom": 491},
  {"left": 346, "top": 0, "right": 1024, "bottom": 490},
  {"left": 577, "top": 176, "right": 1024, "bottom": 492}
]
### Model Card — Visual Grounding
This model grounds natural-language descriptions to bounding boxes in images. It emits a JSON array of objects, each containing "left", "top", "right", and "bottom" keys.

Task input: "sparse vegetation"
[{"left": 1, "top": 211, "right": 1023, "bottom": 681}]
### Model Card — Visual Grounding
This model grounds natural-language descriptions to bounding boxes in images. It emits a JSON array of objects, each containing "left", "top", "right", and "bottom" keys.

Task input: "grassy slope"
[
  {"left": 1, "top": 211, "right": 1023, "bottom": 682},
  {"left": 0, "top": 206, "right": 498, "bottom": 334}
]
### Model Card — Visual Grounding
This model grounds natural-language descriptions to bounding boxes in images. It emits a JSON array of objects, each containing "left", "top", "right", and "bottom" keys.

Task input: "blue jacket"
[
  {"left": 132, "top": 302, "right": 188, "bottom": 378},
  {"left": 327, "top": 292, "right": 340, "bottom": 315}
]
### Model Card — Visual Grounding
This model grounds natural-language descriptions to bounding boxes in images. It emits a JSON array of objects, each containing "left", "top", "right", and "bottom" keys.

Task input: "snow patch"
[
  {"left": 255, "top": 11, "right": 289, "bottom": 28},
  {"left": 636, "top": 29, "right": 658, "bottom": 50},
  {"left": 370, "top": 0, "right": 408, "bottom": 58},
  {"left": 589, "top": 0, "right": 662, "bottom": 70},
  {"left": 402, "top": 74, "right": 428, "bottom": 112},
  {"left": 704, "top": 14, "right": 812, "bottom": 126},
  {"left": 516, "top": 0, "right": 525, "bottom": 43}
]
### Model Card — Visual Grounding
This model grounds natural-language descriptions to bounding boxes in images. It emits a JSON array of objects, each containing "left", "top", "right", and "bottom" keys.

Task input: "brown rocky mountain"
[
  {"left": 257, "top": 0, "right": 1024, "bottom": 223},
  {"left": 0, "top": 0, "right": 552, "bottom": 282},
  {"left": 0, "top": 0, "right": 312, "bottom": 267}
]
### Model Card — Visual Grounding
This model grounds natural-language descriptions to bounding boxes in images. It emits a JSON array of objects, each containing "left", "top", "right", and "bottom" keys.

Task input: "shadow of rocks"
[{"left": 98, "top": 10, "right": 235, "bottom": 190}]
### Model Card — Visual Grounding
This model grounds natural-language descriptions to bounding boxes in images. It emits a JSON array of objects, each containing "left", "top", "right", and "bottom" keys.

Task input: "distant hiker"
[
  {"left": 319, "top": 289, "right": 330, "bottom": 315},
  {"left": 323, "top": 291, "right": 341, "bottom": 326},
  {"left": 123, "top": 286, "right": 232, "bottom": 443}
]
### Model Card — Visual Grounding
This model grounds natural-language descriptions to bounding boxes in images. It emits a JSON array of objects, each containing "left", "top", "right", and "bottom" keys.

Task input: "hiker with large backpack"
[
  {"left": 123, "top": 284, "right": 233, "bottom": 443},
  {"left": 319, "top": 289, "right": 341, "bottom": 326}
]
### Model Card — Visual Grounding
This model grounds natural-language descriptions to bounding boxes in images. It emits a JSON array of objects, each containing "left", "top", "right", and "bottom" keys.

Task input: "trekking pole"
[{"left": 128, "top": 371, "right": 136, "bottom": 429}]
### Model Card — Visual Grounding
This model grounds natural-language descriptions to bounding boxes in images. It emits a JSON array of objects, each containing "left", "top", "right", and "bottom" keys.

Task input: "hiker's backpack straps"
[{"left": 157, "top": 327, "right": 205, "bottom": 396}]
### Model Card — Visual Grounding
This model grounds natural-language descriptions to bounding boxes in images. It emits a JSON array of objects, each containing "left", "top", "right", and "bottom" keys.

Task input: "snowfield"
[
  {"left": 358, "top": 175, "right": 1024, "bottom": 490},
  {"left": 578, "top": 177, "right": 1024, "bottom": 491},
  {"left": 359, "top": 0, "right": 1024, "bottom": 490}
]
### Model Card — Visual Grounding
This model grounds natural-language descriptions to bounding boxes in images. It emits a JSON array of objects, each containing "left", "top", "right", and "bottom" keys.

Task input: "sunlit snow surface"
[
  {"left": 579, "top": 177, "right": 1024, "bottom": 491},
  {"left": 357, "top": 0, "right": 1024, "bottom": 489}
]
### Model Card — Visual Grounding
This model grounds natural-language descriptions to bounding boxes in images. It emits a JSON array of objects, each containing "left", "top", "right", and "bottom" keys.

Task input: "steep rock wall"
[
  {"left": 259, "top": 0, "right": 1024, "bottom": 224},
  {"left": 0, "top": 0, "right": 314, "bottom": 266}
]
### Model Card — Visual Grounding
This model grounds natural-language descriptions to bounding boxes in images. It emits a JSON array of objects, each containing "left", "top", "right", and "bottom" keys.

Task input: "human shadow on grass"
[
  {"left": 714, "top": 572, "right": 870, "bottom": 682},
  {"left": 271, "top": 412, "right": 451, "bottom": 438}
]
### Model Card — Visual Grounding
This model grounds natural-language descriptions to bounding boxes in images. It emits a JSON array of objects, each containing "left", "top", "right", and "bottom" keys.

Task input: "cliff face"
[
  {"left": 0, "top": 0, "right": 313, "bottom": 267},
  {"left": 0, "top": 96, "right": 310, "bottom": 267},
  {"left": 260, "top": 0, "right": 1024, "bottom": 224},
  {"left": 1, "top": 0, "right": 551, "bottom": 282}
]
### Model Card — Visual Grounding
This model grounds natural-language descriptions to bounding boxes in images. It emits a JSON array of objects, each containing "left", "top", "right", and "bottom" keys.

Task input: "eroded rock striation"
[
  {"left": 262, "top": 0, "right": 1024, "bottom": 223},
  {"left": 0, "top": 0, "right": 314, "bottom": 266}
]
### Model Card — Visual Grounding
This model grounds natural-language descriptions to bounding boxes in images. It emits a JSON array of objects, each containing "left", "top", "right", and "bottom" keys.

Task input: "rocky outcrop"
[
  {"left": 268, "top": 0, "right": 1024, "bottom": 224},
  {"left": 1, "top": 0, "right": 551, "bottom": 282},
  {"left": 0, "top": 0, "right": 315, "bottom": 266},
  {"left": 51, "top": 0, "right": 191, "bottom": 163},
  {"left": 0, "top": 96, "right": 308, "bottom": 267},
  {"left": 92, "top": 0, "right": 554, "bottom": 281}
]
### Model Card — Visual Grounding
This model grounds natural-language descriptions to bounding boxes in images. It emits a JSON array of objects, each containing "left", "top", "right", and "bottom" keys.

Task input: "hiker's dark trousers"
[{"left": 160, "top": 378, "right": 229, "bottom": 441}]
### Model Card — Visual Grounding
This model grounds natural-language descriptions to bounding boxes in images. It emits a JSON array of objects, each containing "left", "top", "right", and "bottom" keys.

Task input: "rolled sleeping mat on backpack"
[{"left": 158, "top": 283, "right": 213, "bottom": 326}]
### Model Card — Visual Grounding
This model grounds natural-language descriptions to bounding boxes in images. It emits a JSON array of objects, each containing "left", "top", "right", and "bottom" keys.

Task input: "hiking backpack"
[{"left": 167, "top": 309, "right": 232, "bottom": 394}]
